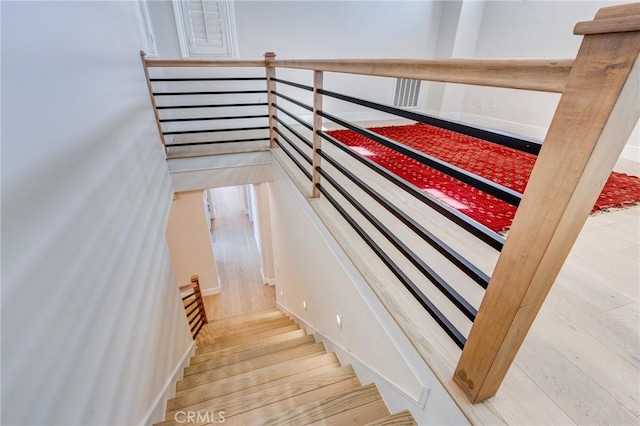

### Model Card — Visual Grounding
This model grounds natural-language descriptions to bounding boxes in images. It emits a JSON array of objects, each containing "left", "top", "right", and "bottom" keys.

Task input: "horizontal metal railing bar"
[
  {"left": 318, "top": 88, "right": 542, "bottom": 155},
  {"left": 319, "top": 130, "right": 505, "bottom": 250},
  {"left": 166, "top": 137, "right": 270, "bottom": 147},
  {"left": 163, "top": 126, "right": 270, "bottom": 135},
  {"left": 159, "top": 114, "right": 269, "bottom": 123},
  {"left": 319, "top": 110, "right": 522, "bottom": 207},
  {"left": 150, "top": 77, "right": 266, "bottom": 81},
  {"left": 271, "top": 77, "right": 314, "bottom": 92},
  {"left": 273, "top": 116, "right": 313, "bottom": 148},
  {"left": 274, "top": 104, "right": 313, "bottom": 131},
  {"left": 269, "top": 58, "right": 573, "bottom": 93},
  {"left": 274, "top": 137, "right": 313, "bottom": 181},
  {"left": 273, "top": 91, "right": 314, "bottom": 112},
  {"left": 156, "top": 102, "right": 268, "bottom": 109},
  {"left": 274, "top": 128, "right": 313, "bottom": 165},
  {"left": 316, "top": 181, "right": 466, "bottom": 349},
  {"left": 318, "top": 162, "right": 477, "bottom": 320},
  {"left": 153, "top": 90, "right": 267, "bottom": 96},
  {"left": 318, "top": 150, "right": 490, "bottom": 288},
  {"left": 145, "top": 59, "right": 266, "bottom": 68}
]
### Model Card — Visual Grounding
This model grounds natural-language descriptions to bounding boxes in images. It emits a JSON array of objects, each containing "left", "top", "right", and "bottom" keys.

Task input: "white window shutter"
[{"left": 176, "top": 0, "right": 238, "bottom": 58}]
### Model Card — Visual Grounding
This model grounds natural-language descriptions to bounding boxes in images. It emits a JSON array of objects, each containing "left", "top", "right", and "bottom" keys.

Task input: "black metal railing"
[
  {"left": 148, "top": 73, "right": 271, "bottom": 149},
  {"left": 268, "top": 76, "right": 525, "bottom": 348}
]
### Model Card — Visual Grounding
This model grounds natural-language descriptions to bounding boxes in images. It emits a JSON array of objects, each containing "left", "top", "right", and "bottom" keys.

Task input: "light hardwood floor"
[{"left": 203, "top": 186, "right": 275, "bottom": 321}]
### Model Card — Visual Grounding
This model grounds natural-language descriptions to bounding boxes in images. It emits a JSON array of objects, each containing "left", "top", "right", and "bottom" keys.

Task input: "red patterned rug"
[{"left": 327, "top": 123, "right": 640, "bottom": 233}]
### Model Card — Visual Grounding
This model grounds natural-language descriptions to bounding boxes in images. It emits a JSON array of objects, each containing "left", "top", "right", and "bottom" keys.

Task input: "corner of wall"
[{"left": 141, "top": 341, "right": 196, "bottom": 426}]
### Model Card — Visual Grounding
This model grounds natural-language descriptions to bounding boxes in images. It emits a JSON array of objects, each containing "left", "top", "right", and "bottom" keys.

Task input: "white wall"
[
  {"left": 449, "top": 1, "right": 639, "bottom": 160},
  {"left": 145, "top": 0, "right": 441, "bottom": 120},
  {"left": 1, "top": 2, "right": 192, "bottom": 424},
  {"left": 166, "top": 190, "right": 220, "bottom": 295},
  {"left": 267, "top": 164, "right": 468, "bottom": 425}
]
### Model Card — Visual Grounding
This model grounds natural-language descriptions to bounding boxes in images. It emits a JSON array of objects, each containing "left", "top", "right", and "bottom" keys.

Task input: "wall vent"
[{"left": 393, "top": 78, "right": 421, "bottom": 108}]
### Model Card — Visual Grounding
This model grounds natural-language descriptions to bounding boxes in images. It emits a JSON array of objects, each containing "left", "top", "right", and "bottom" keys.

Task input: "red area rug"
[{"left": 327, "top": 123, "right": 640, "bottom": 233}]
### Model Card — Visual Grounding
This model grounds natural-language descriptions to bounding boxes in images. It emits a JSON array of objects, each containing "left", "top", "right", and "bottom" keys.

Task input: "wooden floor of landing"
[{"left": 203, "top": 186, "right": 276, "bottom": 321}]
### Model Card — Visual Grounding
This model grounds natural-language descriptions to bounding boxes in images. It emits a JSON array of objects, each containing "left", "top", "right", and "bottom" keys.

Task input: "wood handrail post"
[
  {"left": 454, "top": 4, "right": 640, "bottom": 403},
  {"left": 311, "top": 71, "right": 324, "bottom": 198},
  {"left": 139, "top": 51, "right": 167, "bottom": 157},
  {"left": 265, "top": 52, "right": 278, "bottom": 149},
  {"left": 191, "top": 275, "right": 208, "bottom": 324}
]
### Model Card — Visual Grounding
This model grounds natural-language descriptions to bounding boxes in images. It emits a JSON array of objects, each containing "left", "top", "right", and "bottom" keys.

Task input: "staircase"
[{"left": 157, "top": 308, "right": 416, "bottom": 426}]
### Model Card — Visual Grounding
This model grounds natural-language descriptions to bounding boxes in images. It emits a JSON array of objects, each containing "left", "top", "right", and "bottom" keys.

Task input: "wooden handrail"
[
  {"left": 179, "top": 282, "right": 196, "bottom": 292},
  {"left": 144, "top": 59, "right": 266, "bottom": 68},
  {"left": 454, "top": 2, "right": 640, "bottom": 403},
  {"left": 268, "top": 58, "right": 573, "bottom": 93}
]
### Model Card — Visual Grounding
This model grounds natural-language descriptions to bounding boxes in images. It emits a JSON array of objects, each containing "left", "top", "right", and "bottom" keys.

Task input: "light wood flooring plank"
[
  {"left": 185, "top": 335, "right": 316, "bottom": 376},
  {"left": 197, "top": 317, "right": 295, "bottom": 345},
  {"left": 256, "top": 383, "right": 382, "bottom": 426},
  {"left": 163, "top": 362, "right": 343, "bottom": 423},
  {"left": 305, "top": 399, "right": 390, "bottom": 426},
  {"left": 178, "top": 342, "right": 326, "bottom": 391},
  {"left": 190, "top": 329, "right": 308, "bottom": 365},
  {"left": 160, "top": 366, "right": 358, "bottom": 426},
  {"left": 364, "top": 410, "right": 417, "bottom": 426},
  {"left": 167, "top": 353, "right": 339, "bottom": 411},
  {"left": 195, "top": 324, "right": 301, "bottom": 354},
  {"left": 223, "top": 378, "right": 363, "bottom": 426},
  {"left": 204, "top": 186, "right": 276, "bottom": 321}
]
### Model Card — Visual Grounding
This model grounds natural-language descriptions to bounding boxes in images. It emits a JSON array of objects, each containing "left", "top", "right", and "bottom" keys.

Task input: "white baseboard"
[
  {"left": 140, "top": 341, "right": 196, "bottom": 426},
  {"left": 202, "top": 275, "right": 221, "bottom": 296},
  {"left": 260, "top": 267, "right": 276, "bottom": 286},
  {"left": 620, "top": 144, "right": 640, "bottom": 163}
]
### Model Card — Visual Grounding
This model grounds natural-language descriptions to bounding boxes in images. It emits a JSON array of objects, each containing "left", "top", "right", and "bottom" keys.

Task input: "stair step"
[
  {"left": 184, "top": 335, "right": 315, "bottom": 376},
  {"left": 201, "top": 311, "right": 290, "bottom": 335},
  {"left": 162, "top": 361, "right": 342, "bottom": 424},
  {"left": 177, "top": 342, "right": 326, "bottom": 391},
  {"left": 256, "top": 383, "right": 385, "bottom": 426},
  {"left": 190, "top": 329, "right": 307, "bottom": 364},
  {"left": 195, "top": 324, "right": 301, "bottom": 354},
  {"left": 364, "top": 410, "right": 417, "bottom": 426},
  {"left": 197, "top": 317, "right": 295, "bottom": 345},
  {"left": 222, "top": 373, "right": 362, "bottom": 426},
  {"left": 306, "top": 399, "right": 390, "bottom": 425},
  {"left": 204, "top": 308, "right": 282, "bottom": 329},
  {"left": 159, "top": 365, "right": 359, "bottom": 426},
  {"left": 167, "top": 352, "right": 339, "bottom": 411}
]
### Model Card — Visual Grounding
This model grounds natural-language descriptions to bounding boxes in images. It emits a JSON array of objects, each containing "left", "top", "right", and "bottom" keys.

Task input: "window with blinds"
[{"left": 173, "top": 0, "right": 238, "bottom": 58}]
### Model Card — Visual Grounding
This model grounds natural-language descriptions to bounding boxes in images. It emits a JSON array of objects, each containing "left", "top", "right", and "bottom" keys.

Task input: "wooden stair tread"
[
  {"left": 207, "top": 308, "right": 281, "bottom": 327},
  {"left": 364, "top": 410, "right": 417, "bottom": 426},
  {"left": 195, "top": 324, "right": 301, "bottom": 354},
  {"left": 177, "top": 342, "right": 326, "bottom": 391},
  {"left": 190, "top": 329, "right": 307, "bottom": 364},
  {"left": 196, "top": 317, "right": 295, "bottom": 345},
  {"left": 184, "top": 334, "right": 315, "bottom": 376},
  {"left": 256, "top": 383, "right": 384, "bottom": 426},
  {"left": 167, "top": 352, "right": 339, "bottom": 411},
  {"left": 306, "top": 399, "right": 390, "bottom": 426},
  {"left": 222, "top": 376, "right": 363, "bottom": 426},
  {"left": 162, "top": 309, "right": 404, "bottom": 426},
  {"left": 159, "top": 366, "right": 358, "bottom": 426}
]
